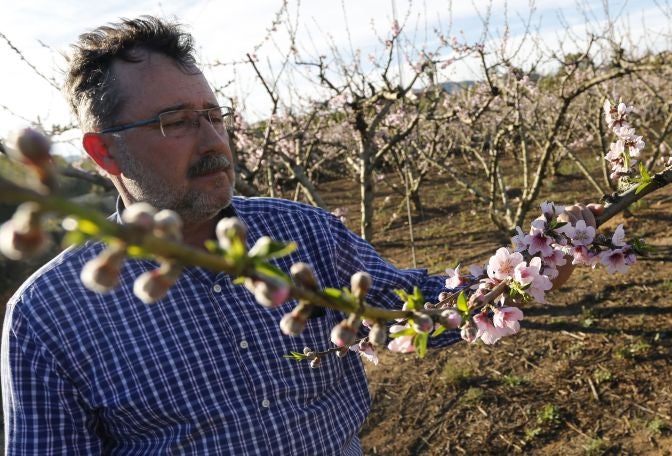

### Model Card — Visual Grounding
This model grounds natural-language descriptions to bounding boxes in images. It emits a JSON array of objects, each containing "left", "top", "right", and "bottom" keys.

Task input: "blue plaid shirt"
[{"left": 2, "top": 196, "right": 460, "bottom": 455}]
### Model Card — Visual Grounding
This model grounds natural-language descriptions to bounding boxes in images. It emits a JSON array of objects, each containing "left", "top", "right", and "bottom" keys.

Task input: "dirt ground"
[
  {"left": 321, "top": 173, "right": 672, "bottom": 456},
  {"left": 1, "top": 168, "right": 670, "bottom": 455}
]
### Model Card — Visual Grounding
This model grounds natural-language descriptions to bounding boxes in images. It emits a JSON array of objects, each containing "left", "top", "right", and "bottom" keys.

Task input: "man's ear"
[{"left": 82, "top": 133, "right": 121, "bottom": 175}]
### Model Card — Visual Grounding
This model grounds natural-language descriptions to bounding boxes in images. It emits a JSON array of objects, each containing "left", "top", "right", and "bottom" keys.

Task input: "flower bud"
[
  {"left": 330, "top": 320, "right": 358, "bottom": 347},
  {"left": 0, "top": 203, "right": 49, "bottom": 260},
  {"left": 368, "top": 323, "right": 388, "bottom": 346},
  {"left": 411, "top": 313, "right": 434, "bottom": 334},
  {"left": 350, "top": 271, "right": 372, "bottom": 299},
  {"left": 248, "top": 236, "right": 273, "bottom": 257},
  {"left": 132, "top": 261, "right": 182, "bottom": 304},
  {"left": 438, "top": 291, "right": 450, "bottom": 302},
  {"left": 80, "top": 246, "right": 126, "bottom": 293},
  {"left": 439, "top": 309, "right": 462, "bottom": 329},
  {"left": 215, "top": 217, "right": 247, "bottom": 250},
  {"left": 122, "top": 202, "right": 157, "bottom": 232},
  {"left": 290, "top": 262, "right": 319, "bottom": 289},
  {"left": 303, "top": 347, "right": 317, "bottom": 360},
  {"left": 279, "top": 310, "right": 308, "bottom": 336},
  {"left": 244, "top": 277, "right": 290, "bottom": 308},
  {"left": 7, "top": 128, "right": 56, "bottom": 191},
  {"left": 7, "top": 127, "right": 52, "bottom": 165},
  {"left": 335, "top": 346, "right": 349, "bottom": 358},
  {"left": 461, "top": 323, "right": 478, "bottom": 343},
  {"left": 153, "top": 209, "right": 182, "bottom": 241},
  {"left": 310, "top": 357, "right": 321, "bottom": 369}
]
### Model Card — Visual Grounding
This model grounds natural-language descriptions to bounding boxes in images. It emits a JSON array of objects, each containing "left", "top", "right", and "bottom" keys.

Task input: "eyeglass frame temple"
[{"left": 98, "top": 106, "right": 234, "bottom": 136}]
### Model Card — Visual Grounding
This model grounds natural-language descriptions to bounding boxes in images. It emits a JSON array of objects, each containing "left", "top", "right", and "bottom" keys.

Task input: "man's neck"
[{"left": 182, "top": 217, "right": 218, "bottom": 249}]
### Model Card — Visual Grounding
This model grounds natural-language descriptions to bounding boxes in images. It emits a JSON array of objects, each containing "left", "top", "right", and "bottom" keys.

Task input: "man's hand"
[{"left": 551, "top": 203, "right": 604, "bottom": 290}]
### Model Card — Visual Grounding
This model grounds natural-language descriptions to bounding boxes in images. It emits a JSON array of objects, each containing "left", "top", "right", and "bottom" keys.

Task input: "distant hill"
[{"left": 414, "top": 80, "right": 475, "bottom": 96}]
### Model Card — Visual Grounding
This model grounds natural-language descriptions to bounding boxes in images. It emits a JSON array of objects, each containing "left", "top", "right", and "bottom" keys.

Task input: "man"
[{"left": 2, "top": 16, "right": 598, "bottom": 455}]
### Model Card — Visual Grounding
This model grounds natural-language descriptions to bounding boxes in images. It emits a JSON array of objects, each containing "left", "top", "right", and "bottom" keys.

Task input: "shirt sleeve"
[
  {"left": 327, "top": 214, "right": 462, "bottom": 347},
  {"left": 2, "top": 303, "right": 103, "bottom": 455}
]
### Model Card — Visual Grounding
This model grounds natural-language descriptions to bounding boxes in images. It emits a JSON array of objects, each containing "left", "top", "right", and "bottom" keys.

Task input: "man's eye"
[{"left": 163, "top": 119, "right": 189, "bottom": 128}]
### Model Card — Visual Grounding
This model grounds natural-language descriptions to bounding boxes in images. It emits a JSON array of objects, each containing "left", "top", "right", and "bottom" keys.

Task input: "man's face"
[{"left": 108, "top": 52, "right": 235, "bottom": 224}]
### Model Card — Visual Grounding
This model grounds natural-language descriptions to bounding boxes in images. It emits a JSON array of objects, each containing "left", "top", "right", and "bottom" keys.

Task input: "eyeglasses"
[{"left": 99, "top": 106, "right": 234, "bottom": 138}]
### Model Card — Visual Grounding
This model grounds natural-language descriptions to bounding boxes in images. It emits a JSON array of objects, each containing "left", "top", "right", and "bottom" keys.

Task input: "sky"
[{"left": 0, "top": 0, "right": 668, "bottom": 157}]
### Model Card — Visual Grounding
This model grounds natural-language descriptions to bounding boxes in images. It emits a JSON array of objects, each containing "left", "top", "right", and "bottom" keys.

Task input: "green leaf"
[
  {"left": 393, "top": 287, "right": 424, "bottom": 311},
  {"left": 634, "top": 163, "right": 652, "bottom": 194},
  {"left": 77, "top": 219, "right": 100, "bottom": 235},
  {"left": 62, "top": 230, "right": 87, "bottom": 247},
  {"left": 432, "top": 326, "right": 447, "bottom": 337},
  {"left": 248, "top": 236, "right": 297, "bottom": 260},
  {"left": 635, "top": 181, "right": 650, "bottom": 195},
  {"left": 126, "top": 245, "right": 147, "bottom": 257},
  {"left": 253, "top": 261, "right": 290, "bottom": 282},
  {"left": 414, "top": 332, "right": 428, "bottom": 358},
  {"left": 639, "top": 162, "right": 651, "bottom": 180},
  {"left": 228, "top": 236, "right": 247, "bottom": 259},
  {"left": 283, "top": 351, "right": 307, "bottom": 361},
  {"left": 390, "top": 327, "right": 417, "bottom": 338},
  {"left": 456, "top": 291, "right": 468, "bottom": 313},
  {"left": 204, "top": 239, "right": 221, "bottom": 253},
  {"left": 322, "top": 288, "right": 344, "bottom": 299}
]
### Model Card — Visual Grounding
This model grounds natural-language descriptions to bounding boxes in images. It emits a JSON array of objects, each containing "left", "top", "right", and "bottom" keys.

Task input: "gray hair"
[{"left": 63, "top": 16, "right": 197, "bottom": 132}]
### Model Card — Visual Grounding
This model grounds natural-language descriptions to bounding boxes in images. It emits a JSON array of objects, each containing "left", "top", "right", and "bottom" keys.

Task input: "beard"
[{"left": 113, "top": 138, "right": 235, "bottom": 223}]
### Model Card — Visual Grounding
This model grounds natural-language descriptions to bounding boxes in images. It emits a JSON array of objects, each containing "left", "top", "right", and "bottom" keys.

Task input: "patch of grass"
[
  {"left": 524, "top": 427, "right": 542, "bottom": 441},
  {"left": 583, "top": 437, "right": 608, "bottom": 455},
  {"left": 593, "top": 368, "right": 613, "bottom": 384},
  {"left": 661, "top": 279, "right": 672, "bottom": 293},
  {"left": 501, "top": 374, "right": 526, "bottom": 387},
  {"left": 459, "top": 387, "right": 483, "bottom": 404},
  {"left": 647, "top": 418, "right": 669, "bottom": 435},
  {"left": 614, "top": 339, "right": 651, "bottom": 360},
  {"left": 537, "top": 403, "right": 561, "bottom": 425},
  {"left": 441, "top": 363, "right": 476, "bottom": 386},
  {"left": 567, "top": 341, "right": 585, "bottom": 359}
]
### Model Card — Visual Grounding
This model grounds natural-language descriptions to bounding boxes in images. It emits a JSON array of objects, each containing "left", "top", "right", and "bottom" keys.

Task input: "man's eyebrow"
[{"left": 158, "top": 102, "right": 220, "bottom": 114}]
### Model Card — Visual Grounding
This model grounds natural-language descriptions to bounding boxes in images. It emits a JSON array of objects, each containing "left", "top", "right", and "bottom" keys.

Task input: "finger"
[
  {"left": 586, "top": 203, "right": 604, "bottom": 216},
  {"left": 558, "top": 205, "right": 579, "bottom": 224},
  {"left": 580, "top": 206, "right": 596, "bottom": 228}
]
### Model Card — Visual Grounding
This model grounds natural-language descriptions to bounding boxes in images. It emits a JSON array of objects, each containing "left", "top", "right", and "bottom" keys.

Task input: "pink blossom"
[
  {"left": 524, "top": 221, "right": 554, "bottom": 257},
  {"left": 461, "top": 323, "right": 478, "bottom": 343},
  {"left": 612, "top": 224, "right": 626, "bottom": 247},
  {"left": 603, "top": 100, "right": 633, "bottom": 129},
  {"left": 473, "top": 312, "right": 507, "bottom": 345},
  {"left": 391, "top": 19, "right": 401, "bottom": 37},
  {"left": 540, "top": 202, "right": 564, "bottom": 219},
  {"left": 469, "top": 264, "right": 485, "bottom": 278},
  {"left": 570, "top": 245, "right": 598, "bottom": 266},
  {"left": 566, "top": 219, "right": 596, "bottom": 246},
  {"left": 492, "top": 306, "right": 524, "bottom": 334},
  {"left": 350, "top": 341, "right": 379, "bottom": 365},
  {"left": 511, "top": 226, "right": 528, "bottom": 252},
  {"left": 487, "top": 247, "right": 524, "bottom": 281},
  {"left": 599, "top": 248, "right": 629, "bottom": 273},
  {"left": 521, "top": 257, "right": 553, "bottom": 303},
  {"left": 445, "top": 264, "right": 468, "bottom": 288},
  {"left": 387, "top": 324, "right": 415, "bottom": 353},
  {"left": 543, "top": 247, "right": 567, "bottom": 269}
]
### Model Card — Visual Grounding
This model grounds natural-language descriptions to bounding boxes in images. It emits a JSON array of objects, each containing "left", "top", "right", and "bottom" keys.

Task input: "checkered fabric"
[{"left": 2, "top": 196, "right": 460, "bottom": 455}]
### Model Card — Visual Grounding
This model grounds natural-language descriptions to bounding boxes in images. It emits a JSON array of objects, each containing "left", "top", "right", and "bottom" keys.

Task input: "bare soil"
[{"left": 322, "top": 172, "right": 672, "bottom": 456}]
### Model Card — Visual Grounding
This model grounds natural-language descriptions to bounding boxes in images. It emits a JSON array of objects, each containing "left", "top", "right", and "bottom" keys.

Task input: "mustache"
[{"left": 187, "top": 155, "right": 231, "bottom": 178}]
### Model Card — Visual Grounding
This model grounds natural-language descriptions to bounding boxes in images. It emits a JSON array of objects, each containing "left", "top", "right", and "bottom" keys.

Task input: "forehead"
[{"left": 111, "top": 52, "right": 216, "bottom": 117}]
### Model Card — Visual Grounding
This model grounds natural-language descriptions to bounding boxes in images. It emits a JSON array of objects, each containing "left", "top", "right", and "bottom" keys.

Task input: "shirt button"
[
  {"left": 261, "top": 399, "right": 270, "bottom": 408},
  {"left": 213, "top": 284, "right": 222, "bottom": 293},
  {"left": 239, "top": 340, "right": 249, "bottom": 349}
]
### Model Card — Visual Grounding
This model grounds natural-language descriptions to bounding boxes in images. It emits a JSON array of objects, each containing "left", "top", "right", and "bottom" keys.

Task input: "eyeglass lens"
[{"left": 159, "top": 107, "right": 233, "bottom": 137}]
